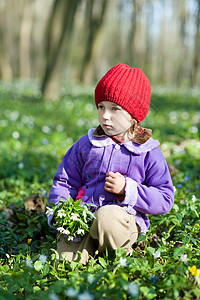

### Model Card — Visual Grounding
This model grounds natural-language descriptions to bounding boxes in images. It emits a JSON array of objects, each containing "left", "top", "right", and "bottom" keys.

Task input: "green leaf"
[
  {"left": 98, "top": 257, "right": 107, "bottom": 268},
  {"left": 34, "top": 260, "right": 43, "bottom": 271},
  {"left": 137, "top": 235, "right": 146, "bottom": 242},
  {"left": 189, "top": 236, "right": 197, "bottom": 245},
  {"left": 175, "top": 213, "right": 182, "bottom": 222},
  {"left": 42, "top": 264, "right": 49, "bottom": 276},
  {"left": 147, "top": 247, "right": 155, "bottom": 255},
  {"left": 173, "top": 247, "right": 184, "bottom": 258}
]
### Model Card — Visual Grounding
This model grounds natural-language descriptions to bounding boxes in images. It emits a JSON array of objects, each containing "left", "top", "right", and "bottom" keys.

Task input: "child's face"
[{"left": 97, "top": 101, "right": 132, "bottom": 138}]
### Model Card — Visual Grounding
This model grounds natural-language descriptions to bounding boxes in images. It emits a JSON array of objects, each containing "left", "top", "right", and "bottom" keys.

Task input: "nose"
[{"left": 102, "top": 109, "right": 110, "bottom": 120}]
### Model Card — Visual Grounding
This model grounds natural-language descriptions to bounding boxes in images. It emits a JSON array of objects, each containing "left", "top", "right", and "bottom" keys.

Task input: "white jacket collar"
[{"left": 88, "top": 128, "right": 160, "bottom": 154}]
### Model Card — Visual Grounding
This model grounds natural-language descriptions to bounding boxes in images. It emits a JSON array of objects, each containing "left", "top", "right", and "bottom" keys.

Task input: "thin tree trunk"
[
  {"left": 192, "top": 0, "right": 200, "bottom": 87},
  {"left": 41, "top": 0, "right": 80, "bottom": 100},
  {"left": 79, "top": 0, "right": 108, "bottom": 83},
  {"left": 0, "top": 1, "right": 13, "bottom": 80},
  {"left": 145, "top": 0, "right": 153, "bottom": 72},
  {"left": 19, "top": 0, "right": 33, "bottom": 78},
  {"left": 127, "top": 0, "right": 138, "bottom": 66}
]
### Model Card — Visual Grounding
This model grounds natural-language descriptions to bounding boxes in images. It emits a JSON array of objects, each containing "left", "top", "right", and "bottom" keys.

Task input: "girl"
[{"left": 48, "top": 64, "right": 174, "bottom": 264}]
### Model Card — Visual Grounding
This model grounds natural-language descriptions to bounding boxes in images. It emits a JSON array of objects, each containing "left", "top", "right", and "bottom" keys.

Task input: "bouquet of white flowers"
[{"left": 46, "top": 197, "right": 96, "bottom": 242}]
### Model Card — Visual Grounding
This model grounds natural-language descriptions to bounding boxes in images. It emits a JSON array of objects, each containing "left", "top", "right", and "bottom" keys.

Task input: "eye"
[
  {"left": 112, "top": 106, "right": 121, "bottom": 111},
  {"left": 98, "top": 105, "right": 104, "bottom": 110}
]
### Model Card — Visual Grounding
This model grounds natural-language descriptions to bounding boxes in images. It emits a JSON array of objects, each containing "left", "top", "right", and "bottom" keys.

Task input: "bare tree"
[
  {"left": 19, "top": 0, "right": 34, "bottom": 78},
  {"left": 192, "top": 0, "right": 200, "bottom": 86},
  {"left": 126, "top": 0, "right": 139, "bottom": 66},
  {"left": 41, "top": 0, "right": 81, "bottom": 100},
  {"left": 79, "top": 0, "right": 108, "bottom": 83}
]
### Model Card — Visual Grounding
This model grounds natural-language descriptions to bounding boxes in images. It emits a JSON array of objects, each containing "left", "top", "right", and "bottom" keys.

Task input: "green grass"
[{"left": 0, "top": 81, "right": 200, "bottom": 299}]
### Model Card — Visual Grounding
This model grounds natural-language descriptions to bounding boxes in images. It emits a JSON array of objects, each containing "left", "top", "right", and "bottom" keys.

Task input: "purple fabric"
[{"left": 48, "top": 128, "right": 174, "bottom": 234}]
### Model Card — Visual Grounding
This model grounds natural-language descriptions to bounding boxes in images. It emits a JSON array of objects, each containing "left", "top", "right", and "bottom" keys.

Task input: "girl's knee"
[{"left": 95, "top": 205, "right": 127, "bottom": 232}]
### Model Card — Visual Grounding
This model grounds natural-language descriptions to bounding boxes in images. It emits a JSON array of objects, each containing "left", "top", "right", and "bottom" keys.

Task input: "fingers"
[{"left": 106, "top": 171, "right": 115, "bottom": 177}]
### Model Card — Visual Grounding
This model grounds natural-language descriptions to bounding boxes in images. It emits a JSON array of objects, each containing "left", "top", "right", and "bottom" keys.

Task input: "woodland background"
[{"left": 0, "top": 0, "right": 200, "bottom": 100}]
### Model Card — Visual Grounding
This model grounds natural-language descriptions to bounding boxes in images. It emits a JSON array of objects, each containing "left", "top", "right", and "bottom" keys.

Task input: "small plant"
[{"left": 47, "top": 197, "right": 96, "bottom": 241}]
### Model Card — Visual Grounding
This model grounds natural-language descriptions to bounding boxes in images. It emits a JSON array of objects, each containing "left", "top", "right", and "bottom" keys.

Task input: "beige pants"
[{"left": 57, "top": 205, "right": 139, "bottom": 264}]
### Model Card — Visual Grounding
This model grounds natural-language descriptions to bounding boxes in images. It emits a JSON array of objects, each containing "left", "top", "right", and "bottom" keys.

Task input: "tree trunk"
[
  {"left": 79, "top": 0, "right": 108, "bottom": 83},
  {"left": 19, "top": 0, "right": 34, "bottom": 79},
  {"left": 41, "top": 0, "right": 80, "bottom": 100},
  {"left": 145, "top": 0, "right": 153, "bottom": 72},
  {"left": 0, "top": 1, "right": 13, "bottom": 80},
  {"left": 191, "top": 0, "right": 200, "bottom": 87},
  {"left": 126, "top": 0, "right": 138, "bottom": 66}
]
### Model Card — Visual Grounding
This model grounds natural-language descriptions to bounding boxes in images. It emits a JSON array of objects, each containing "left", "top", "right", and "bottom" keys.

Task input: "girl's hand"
[{"left": 104, "top": 171, "right": 126, "bottom": 195}]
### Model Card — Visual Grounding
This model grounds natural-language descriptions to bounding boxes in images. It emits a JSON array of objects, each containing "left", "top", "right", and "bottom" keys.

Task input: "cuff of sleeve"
[{"left": 121, "top": 177, "right": 138, "bottom": 206}]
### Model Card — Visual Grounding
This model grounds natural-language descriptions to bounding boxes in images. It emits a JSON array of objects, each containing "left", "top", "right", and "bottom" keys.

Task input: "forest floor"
[{"left": 0, "top": 82, "right": 199, "bottom": 299}]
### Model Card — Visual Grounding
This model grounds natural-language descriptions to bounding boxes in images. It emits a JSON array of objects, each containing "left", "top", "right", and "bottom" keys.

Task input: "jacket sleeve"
[
  {"left": 48, "top": 140, "right": 84, "bottom": 207},
  {"left": 122, "top": 148, "right": 174, "bottom": 215}
]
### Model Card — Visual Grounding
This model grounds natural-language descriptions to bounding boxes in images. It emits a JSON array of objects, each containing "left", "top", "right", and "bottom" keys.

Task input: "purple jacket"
[{"left": 48, "top": 128, "right": 174, "bottom": 234}]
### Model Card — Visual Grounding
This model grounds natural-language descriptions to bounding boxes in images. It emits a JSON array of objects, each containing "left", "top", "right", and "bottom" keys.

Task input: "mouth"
[{"left": 103, "top": 124, "right": 112, "bottom": 129}]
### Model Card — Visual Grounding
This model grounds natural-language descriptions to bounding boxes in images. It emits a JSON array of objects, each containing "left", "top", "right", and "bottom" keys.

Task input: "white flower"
[
  {"left": 42, "top": 125, "right": 51, "bottom": 134},
  {"left": 46, "top": 207, "right": 54, "bottom": 217},
  {"left": 68, "top": 236, "right": 75, "bottom": 242},
  {"left": 78, "top": 291, "right": 94, "bottom": 300},
  {"left": 65, "top": 287, "right": 78, "bottom": 298},
  {"left": 48, "top": 293, "right": 59, "bottom": 300},
  {"left": 77, "top": 229, "right": 85, "bottom": 235},
  {"left": 57, "top": 209, "right": 66, "bottom": 218},
  {"left": 63, "top": 229, "right": 70, "bottom": 235},
  {"left": 57, "top": 227, "right": 65, "bottom": 233},
  {"left": 153, "top": 250, "right": 161, "bottom": 259},
  {"left": 180, "top": 254, "right": 188, "bottom": 263},
  {"left": 189, "top": 126, "right": 198, "bottom": 134},
  {"left": 192, "top": 195, "right": 196, "bottom": 203},
  {"left": 119, "top": 257, "right": 127, "bottom": 267},
  {"left": 18, "top": 162, "right": 24, "bottom": 169},
  {"left": 39, "top": 254, "right": 47, "bottom": 264},
  {"left": 26, "top": 258, "right": 33, "bottom": 268},
  {"left": 71, "top": 213, "right": 79, "bottom": 221},
  {"left": 87, "top": 275, "right": 95, "bottom": 284},
  {"left": 12, "top": 131, "right": 20, "bottom": 139},
  {"left": 127, "top": 282, "right": 139, "bottom": 296}
]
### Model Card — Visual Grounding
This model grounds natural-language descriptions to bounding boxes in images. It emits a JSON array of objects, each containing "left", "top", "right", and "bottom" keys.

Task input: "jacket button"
[{"left": 115, "top": 144, "right": 120, "bottom": 150}]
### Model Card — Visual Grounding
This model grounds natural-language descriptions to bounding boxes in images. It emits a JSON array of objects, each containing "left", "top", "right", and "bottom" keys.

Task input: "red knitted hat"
[{"left": 95, "top": 64, "right": 151, "bottom": 123}]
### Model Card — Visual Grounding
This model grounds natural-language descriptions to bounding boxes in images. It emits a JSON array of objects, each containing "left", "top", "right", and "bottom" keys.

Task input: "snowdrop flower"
[
  {"left": 119, "top": 257, "right": 127, "bottom": 267},
  {"left": 18, "top": 162, "right": 24, "bottom": 169},
  {"left": 192, "top": 195, "right": 196, "bottom": 203},
  {"left": 127, "top": 282, "right": 139, "bottom": 296},
  {"left": 180, "top": 254, "right": 188, "bottom": 263},
  {"left": 78, "top": 291, "right": 94, "bottom": 300},
  {"left": 26, "top": 258, "right": 33, "bottom": 268},
  {"left": 56, "top": 124, "right": 64, "bottom": 132},
  {"left": 68, "top": 236, "right": 75, "bottom": 242},
  {"left": 87, "top": 275, "right": 95, "bottom": 284},
  {"left": 63, "top": 229, "right": 70, "bottom": 235},
  {"left": 85, "top": 103, "right": 93, "bottom": 112},
  {"left": 77, "top": 229, "right": 85, "bottom": 235},
  {"left": 57, "top": 227, "right": 66, "bottom": 233},
  {"left": 12, "top": 131, "right": 20, "bottom": 139},
  {"left": 48, "top": 293, "right": 59, "bottom": 300},
  {"left": 153, "top": 250, "right": 161, "bottom": 259},
  {"left": 42, "top": 138, "right": 49, "bottom": 145},
  {"left": 189, "top": 126, "right": 198, "bottom": 134},
  {"left": 57, "top": 209, "right": 66, "bottom": 218},
  {"left": 71, "top": 213, "right": 79, "bottom": 221},
  {"left": 65, "top": 287, "right": 78, "bottom": 298},
  {"left": 42, "top": 125, "right": 51, "bottom": 134},
  {"left": 46, "top": 207, "right": 54, "bottom": 217},
  {"left": 39, "top": 254, "right": 47, "bottom": 264}
]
